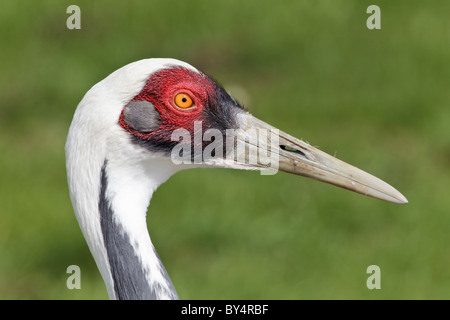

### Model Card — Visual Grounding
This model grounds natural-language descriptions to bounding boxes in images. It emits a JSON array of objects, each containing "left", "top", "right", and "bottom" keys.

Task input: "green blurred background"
[{"left": 0, "top": 0, "right": 449, "bottom": 299}]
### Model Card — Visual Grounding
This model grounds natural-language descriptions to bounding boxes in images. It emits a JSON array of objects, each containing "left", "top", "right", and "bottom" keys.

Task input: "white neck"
[
  {"left": 99, "top": 154, "right": 180, "bottom": 299},
  {"left": 67, "top": 124, "right": 183, "bottom": 299}
]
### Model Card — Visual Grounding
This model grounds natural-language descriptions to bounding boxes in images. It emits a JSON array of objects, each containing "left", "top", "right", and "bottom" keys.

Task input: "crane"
[{"left": 65, "top": 58, "right": 407, "bottom": 300}]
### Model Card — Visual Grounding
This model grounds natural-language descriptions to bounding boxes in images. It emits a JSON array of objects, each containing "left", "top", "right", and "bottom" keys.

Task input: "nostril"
[{"left": 280, "top": 145, "right": 308, "bottom": 159}]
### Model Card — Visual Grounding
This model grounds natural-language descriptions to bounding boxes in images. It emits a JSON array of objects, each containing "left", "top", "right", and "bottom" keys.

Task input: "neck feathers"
[
  {"left": 99, "top": 160, "right": 178, "bottom": 299},
  {"left": 66, "top": 114, "right": 180, "bottom": 299}
]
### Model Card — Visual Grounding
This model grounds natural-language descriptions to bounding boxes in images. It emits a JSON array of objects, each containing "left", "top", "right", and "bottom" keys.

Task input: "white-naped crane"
[{"left": 65, "top": 58, "right": 407, "bottom": 300}]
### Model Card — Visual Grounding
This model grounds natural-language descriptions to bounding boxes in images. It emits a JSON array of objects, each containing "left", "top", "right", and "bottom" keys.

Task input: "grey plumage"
[{"left": 99, "top": 160, "right": 178, "bottom": 300}]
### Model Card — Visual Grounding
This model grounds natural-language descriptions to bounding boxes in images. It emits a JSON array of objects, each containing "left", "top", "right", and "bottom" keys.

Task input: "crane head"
[{"left": 112, "top": 60, "right": 406, "bottom": 204}]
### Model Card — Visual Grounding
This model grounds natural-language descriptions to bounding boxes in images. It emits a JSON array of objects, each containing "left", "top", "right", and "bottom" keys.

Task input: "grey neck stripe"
[{"left": 98, "top": 159, "right": 178, "bottom": 300}]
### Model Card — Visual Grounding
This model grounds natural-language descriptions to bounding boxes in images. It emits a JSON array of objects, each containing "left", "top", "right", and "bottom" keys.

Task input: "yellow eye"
[{"left": 174, "top": 93, "right": 194, "bottom": 109}]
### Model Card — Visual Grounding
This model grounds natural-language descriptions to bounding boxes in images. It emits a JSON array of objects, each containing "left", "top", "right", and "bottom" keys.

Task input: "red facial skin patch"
[{"left": 119, "top": 67, "right": 216, "bottom": 141}]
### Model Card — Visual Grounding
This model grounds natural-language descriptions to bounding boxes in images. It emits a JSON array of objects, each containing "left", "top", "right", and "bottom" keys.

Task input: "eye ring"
[{"left": 174, "top": 93, "right": 194, "bottom": 109}]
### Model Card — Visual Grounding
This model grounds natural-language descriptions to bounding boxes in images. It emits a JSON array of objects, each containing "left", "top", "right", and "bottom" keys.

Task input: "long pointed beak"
[{"left": 231, "top": 113, "right": 408, "bottom": 204}]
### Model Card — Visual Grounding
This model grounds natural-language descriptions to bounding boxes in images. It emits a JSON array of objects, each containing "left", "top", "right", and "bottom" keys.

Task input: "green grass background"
[{"left": 0, "top": 0, "right": 449, "bottom": 299}]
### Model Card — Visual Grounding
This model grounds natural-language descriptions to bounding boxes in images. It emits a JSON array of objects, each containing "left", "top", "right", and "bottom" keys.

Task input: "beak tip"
[
  {"left": 388, "top": 189, "right": 408, "bottom": 204},
  {"left": 398, "top": 194, "right": 408, "bottom": 205}
]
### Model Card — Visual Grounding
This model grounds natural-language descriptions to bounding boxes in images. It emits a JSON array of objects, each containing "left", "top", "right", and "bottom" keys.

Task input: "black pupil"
[{"left": 182, "top": 97, "right": 187, "bottom": 103}]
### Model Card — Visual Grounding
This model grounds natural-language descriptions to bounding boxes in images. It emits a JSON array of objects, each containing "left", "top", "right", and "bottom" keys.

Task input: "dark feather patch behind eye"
[{"left": 123, "top": 100, "right": 161, "bottom": 132}]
